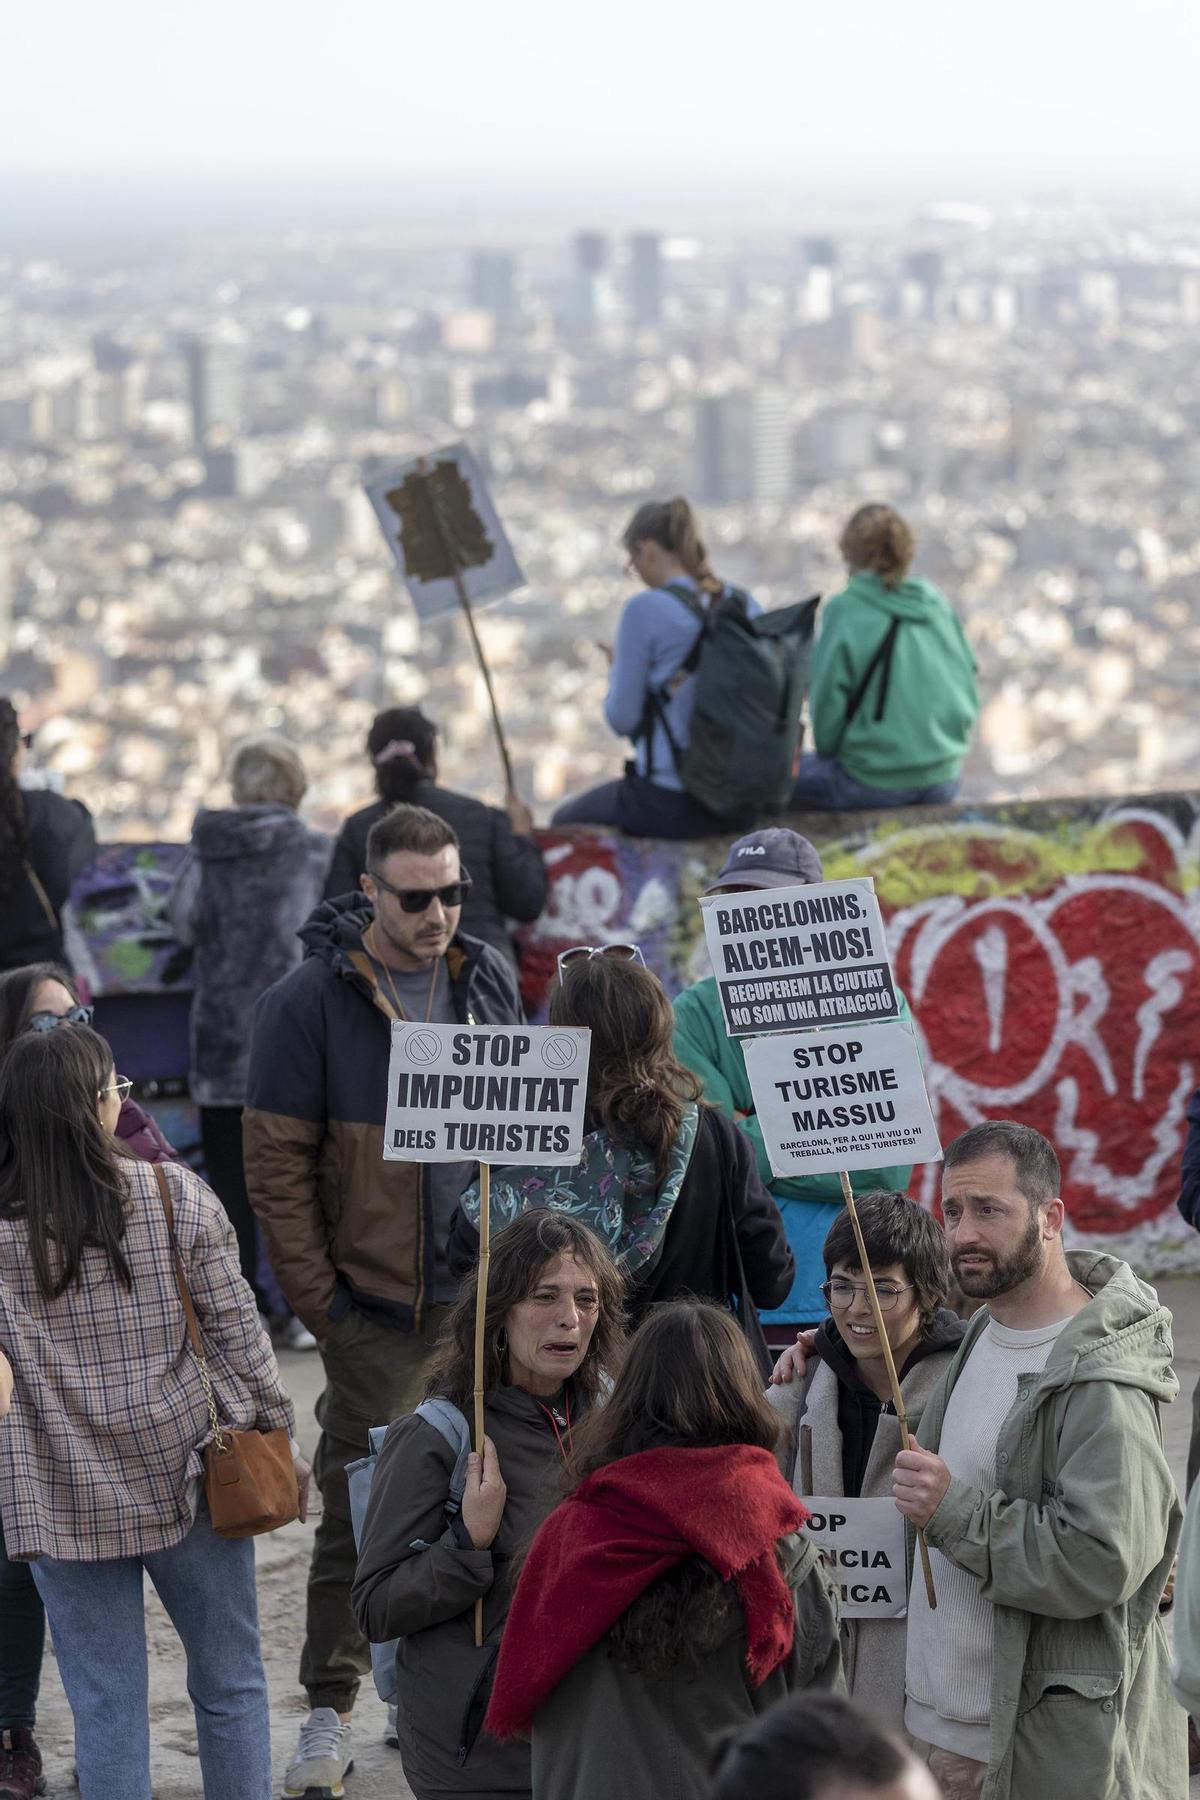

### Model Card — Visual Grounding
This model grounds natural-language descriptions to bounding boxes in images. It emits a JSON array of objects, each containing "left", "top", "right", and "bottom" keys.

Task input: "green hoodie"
[
  {"left": 811, "top": 571, "right": 979, "bottom": 790},
  {"left": 917, "top": 1252, "right": 1186, "bottom": 1800}
]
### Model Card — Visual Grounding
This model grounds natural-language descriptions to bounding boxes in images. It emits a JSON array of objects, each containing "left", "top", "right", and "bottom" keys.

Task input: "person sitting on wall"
[
  {"left": 791, "top": 505, "right": 978, "bottom": 813},
  {"left": 673, "top": 828, "right": 916, "bottom": 1341},
  {"left": 551, "top": 496, "right": 760, "bottom": 841},
  {"left": 324, "top": 704, "right": 546, "bottom": 970}
]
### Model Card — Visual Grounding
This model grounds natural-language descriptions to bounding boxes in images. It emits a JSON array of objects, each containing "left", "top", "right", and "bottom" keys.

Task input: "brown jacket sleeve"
[{"left": 242, "top": 1107, "right": 336, "bottom": 1338}]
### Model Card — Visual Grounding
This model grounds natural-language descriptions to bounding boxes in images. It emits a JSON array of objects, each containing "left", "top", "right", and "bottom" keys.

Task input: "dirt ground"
[{"left": 29, "top": 1276, "right": 1200, "bottom": 1798}]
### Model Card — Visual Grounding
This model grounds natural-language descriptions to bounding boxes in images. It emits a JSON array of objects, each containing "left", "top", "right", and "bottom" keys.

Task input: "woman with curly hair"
[
  {"left": 352, "top": 1211, "right": 626, "bottom": 1800},
  {"left": 487, "top": 1301, "right": 841, "bottom": 1800},
  {"left": 449, "top": 953, "right": 793, "bottom": 1365},
  {"left": 0, "top": 699, "right": 95, "bottom": 971}
]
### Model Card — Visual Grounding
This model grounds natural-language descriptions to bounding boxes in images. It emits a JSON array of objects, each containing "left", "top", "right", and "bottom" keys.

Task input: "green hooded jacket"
[
  {"left": 917, "top": 1251, "right": 1187, "bottom": 1800},
  {"left": 811, "top": 571, "right": 979, "bottom": 790}
]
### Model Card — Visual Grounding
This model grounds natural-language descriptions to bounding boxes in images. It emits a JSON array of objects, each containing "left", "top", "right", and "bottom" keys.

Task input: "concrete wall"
[{"left": 69, "top": 789, "right": 1200, "bottom": 1276}]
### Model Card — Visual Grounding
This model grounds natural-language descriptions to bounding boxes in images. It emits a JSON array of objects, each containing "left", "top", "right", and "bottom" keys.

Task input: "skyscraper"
[
  {"left": 629, "top": 233, "right": 663, "bottom": 327},
  {"left": 694, "top": 390, "right": 793, "bottom": 505},
  {"left": 183, "top": 337, "right": 243, "bottom": 446},
  {"left": 574, "top": 232, "right": 608, "bottom": 277},
  {"left": 469, "top": 250, "right": 518, "bottom": 319},
  {"left": 795, "top": 236, "right": 836, "bottom": 322}
]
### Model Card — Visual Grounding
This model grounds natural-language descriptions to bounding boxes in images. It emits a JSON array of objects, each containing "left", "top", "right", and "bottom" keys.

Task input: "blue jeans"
[
  {"left": 0, "top": 1507, "right": 44, "bottom": 1728},
  {"left": 30, "top": 1502, "right": 271, "bottom": 1800},
  {"left": 552, "top": 773, "right": 734, "bottom": 840},
  {"left": 791, "top": 752, "right": 960, "bottom": 812}
]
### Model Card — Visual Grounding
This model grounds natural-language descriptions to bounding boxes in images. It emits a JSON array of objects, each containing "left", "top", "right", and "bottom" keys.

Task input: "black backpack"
[{"left": 639, "top": 582, "right": 820, "bottom": 820}]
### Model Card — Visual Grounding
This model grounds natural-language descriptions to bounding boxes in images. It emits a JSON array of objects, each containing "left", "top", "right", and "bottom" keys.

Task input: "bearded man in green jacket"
[{"left": 893, "top": 1119, "right": 1186, "bottom": 1800}]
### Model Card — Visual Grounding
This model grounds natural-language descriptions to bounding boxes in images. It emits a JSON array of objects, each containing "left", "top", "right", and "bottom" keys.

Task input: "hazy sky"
[{"left": 3, "top": 1, "right": 1198, "bottom": 214}]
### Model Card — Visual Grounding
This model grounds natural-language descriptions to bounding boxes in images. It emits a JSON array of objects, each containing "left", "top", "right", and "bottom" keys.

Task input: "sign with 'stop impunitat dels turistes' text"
[{"left": 384, "top": 1024, "right": 590, "bottom": 1165}]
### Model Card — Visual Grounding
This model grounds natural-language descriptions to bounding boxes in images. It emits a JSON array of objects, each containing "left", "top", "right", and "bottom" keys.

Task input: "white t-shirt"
[{"left": 905, "top": 1314, "right": 1070, "bottom": 1760}]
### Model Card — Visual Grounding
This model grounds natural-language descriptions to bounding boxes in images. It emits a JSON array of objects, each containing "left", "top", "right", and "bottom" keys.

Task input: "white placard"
[
  {"left": 743, "top": 1022, "right": 942, "bottom": 1176},
  {"left": 383, "top": 1023, "right": 590, "bottom": 1165},
  {"left": 366, "top": 443, "right": 525, "bottom": 623},
  {"left": 804, "top": 1497, "right": 908, "bottom": 1619},
  {"left": 699, "top": 879, "right": 898, "bottom": 1038}
]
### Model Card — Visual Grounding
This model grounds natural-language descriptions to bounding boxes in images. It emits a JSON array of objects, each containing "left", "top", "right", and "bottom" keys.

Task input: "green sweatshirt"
[{"left": 811, "top": 571, "right": 979, "bottom": 790}]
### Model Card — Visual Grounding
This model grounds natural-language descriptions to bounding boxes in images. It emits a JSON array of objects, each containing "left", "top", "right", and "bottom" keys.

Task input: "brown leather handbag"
[{"left": 154, "top": 1165, "right": 299, "bottom": 1539}]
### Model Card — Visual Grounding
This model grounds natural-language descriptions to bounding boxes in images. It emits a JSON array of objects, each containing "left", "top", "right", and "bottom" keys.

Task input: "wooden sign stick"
[
  {"left": 417, "top": 463, "right": 516, "bottom": 793},
  {"left": 472, "top": 1161, "right": 492, "bottom": 1647},
  {"left": 838, "top": 1170, "right": 937, "bottom": 1610}
]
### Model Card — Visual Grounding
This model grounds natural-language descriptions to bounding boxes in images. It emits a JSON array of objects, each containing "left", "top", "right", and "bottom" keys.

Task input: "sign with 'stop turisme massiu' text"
[
  {"left": 803, "top": 1497, "right": 908, "bottom": 1619},
  {"left": 699, "top": 879, "right": 897, "bottom": 1038},
  {"left": 384, "top": 1024, "right": 590, "bottom": 1165},
  {"left": 742, "top": 1022, "right": 942, "bottom": 1177}
]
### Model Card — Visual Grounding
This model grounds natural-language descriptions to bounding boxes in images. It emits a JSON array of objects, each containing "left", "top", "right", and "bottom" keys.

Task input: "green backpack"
[{"left": 640, "top": 582, "right": 820, "bottom": 820}]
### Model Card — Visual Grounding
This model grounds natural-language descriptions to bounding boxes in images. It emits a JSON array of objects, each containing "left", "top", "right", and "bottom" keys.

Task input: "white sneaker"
[
  {"left": 384, "top": 1703, "right": 399, "bottom": 1749},
  {"left": 282, "top": 1708, "right": 353, "bottom": 1798},
  {"left": 275, "top": 1315, "right": 319, "bottom": 1351}
]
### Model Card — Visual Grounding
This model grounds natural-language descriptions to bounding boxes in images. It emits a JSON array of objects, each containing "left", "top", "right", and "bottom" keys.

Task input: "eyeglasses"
[
  {"left": 821, "top": 1277, "right": 914, "bottom": 1313},
  {"left": 368, "top": 869, "right": 473, "bottom": 914},
  {"left": 99, "top": 1076, "right": 133, "bottom": 1103},
  {"left": 26, "top": 1005, "right": 94, "bottom": 1032},
  {"left": 556, "top": 943, "right": 646, "bottom": 981}
]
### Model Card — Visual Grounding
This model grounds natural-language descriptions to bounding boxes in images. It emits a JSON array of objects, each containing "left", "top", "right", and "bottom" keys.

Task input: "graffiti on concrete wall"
[{"left": 518, "top": 799, "right": 1200, "bottom": 1274}]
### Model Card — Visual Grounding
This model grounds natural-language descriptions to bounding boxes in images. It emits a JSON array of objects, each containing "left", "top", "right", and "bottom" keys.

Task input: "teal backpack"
[
  {"left": 347, "top": 1398, "right": 473, "bottom": 1705},
  {"left": 640, "top": 582, "right": 820, "bottom": 819}
]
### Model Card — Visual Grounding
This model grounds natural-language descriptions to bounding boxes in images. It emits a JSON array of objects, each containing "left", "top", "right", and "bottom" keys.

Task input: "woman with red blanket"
[{"left": 488, "top": 1301, "right": 842, "bottom": 1800}]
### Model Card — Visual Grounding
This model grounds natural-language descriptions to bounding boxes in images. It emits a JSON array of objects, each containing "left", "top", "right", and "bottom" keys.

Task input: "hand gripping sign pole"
[
  {"left": 838, "top": 1169, "right": 937, "bottom": 1610},
  {"left": 472, "top": 1163, "right": 492, "bottom": 1647}
]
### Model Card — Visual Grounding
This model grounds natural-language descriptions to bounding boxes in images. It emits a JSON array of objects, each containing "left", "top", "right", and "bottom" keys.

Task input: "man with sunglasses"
[
  {"left": 243, "top": 803, "right": 522, "bottom": 1793},
  {"left": 673, "top": 827, "right": 917, "bottom": 1343}
]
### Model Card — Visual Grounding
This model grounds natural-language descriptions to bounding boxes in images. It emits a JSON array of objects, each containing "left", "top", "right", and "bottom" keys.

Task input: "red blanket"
[{"left": 486, "top": 1443, "right": 809, "bottom": 1739}]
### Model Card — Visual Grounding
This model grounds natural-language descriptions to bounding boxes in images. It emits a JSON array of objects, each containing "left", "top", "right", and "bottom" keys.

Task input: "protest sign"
[
  {"left": 742, "top": 1021, "right": 942, "bottom": 1178},
  {"left": 383, "top": 1023, "right": 590, "bottom": 1165},
  {"left": 366, "top": 443, "right": 524, "bottom": 625},
  {"left": 699, "top": 879, "right": 897, "bottom": 1038},
  {"left": 804, "top": 1498, "right": 908, "bottom": 1620}
]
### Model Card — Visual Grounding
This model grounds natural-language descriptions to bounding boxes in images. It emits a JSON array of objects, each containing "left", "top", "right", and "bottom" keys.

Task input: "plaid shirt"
[{"left": 0, "top": 1158, "right": 294, "bottom": 1561}]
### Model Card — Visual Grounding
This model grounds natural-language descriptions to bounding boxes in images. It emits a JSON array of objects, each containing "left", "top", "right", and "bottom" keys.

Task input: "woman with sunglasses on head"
[
  {"left": 352, "top": 1211, "right": 626, "bottom": 1800},
  {"left": 486, "top": 1301, "right": 840, "bottom": 1800},
  {"left": 767, "top": 1192, "right": 965, "bottom": 1731},
  {"left": 448, "top": 951, "right": 793, "bottom": 1364},
  {"left": 0, "top": 963, "right": 179, "bottom": 1165},
  {"left": 0, "top": 1026, "right": 300, "bottom": 1800},
  {"left": 0, "top": 699, "right": 96, "bottom": 975}
]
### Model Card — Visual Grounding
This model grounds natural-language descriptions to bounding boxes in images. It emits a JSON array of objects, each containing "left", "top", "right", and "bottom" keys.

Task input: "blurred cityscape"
[{"left": 3, "top": 197, "right": 1200, "bottom": 840}]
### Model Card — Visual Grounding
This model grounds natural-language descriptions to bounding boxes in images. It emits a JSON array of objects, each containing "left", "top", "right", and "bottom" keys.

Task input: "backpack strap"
[
  {"left": 415, "top": 1398, "right": 473, "bottom": 1516},
  {"left": 635, "top": 581, "right": 716, "bottom": 778},
  {"left": 843, "top": 617, "right": 903, "bottom": 730}
]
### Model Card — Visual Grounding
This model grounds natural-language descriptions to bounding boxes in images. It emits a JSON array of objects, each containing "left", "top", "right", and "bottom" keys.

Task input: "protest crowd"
[{"left": 0, "top": 496, "right": 1197, "bottom": 1800}]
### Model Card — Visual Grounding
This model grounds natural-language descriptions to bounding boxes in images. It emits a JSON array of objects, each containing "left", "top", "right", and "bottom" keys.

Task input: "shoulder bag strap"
[
  {"left": 635, "top": 582, "right": 712, "bottom": 776},
  {"left": 23, "top": 861, "right": 58, "bottom": 932},
  {"left": 843, "top": 616, "right": 902, "bottom": 731},
  {"left": 152, "top": 1164, "right": 227, "bottom": 1449}
]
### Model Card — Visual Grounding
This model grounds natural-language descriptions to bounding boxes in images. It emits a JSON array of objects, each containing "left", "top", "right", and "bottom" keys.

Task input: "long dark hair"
[
  {"left": 548, "top": 958, "right": 702, "bottom": 1181},
  {"left": 423, "top": 1211, "right": 627, "bottom": 1411},
  {"left": 0, "top": 698, "right": 29, "bottom": 900},
  {"left": 569, "top": 1302, "right": 783, "bottom": 1680},
  {"left": 367, "top": 706, "right": 438, "bottom": 807},
  {"left": 0, "top": 1026, "right": 132, "bottom": 1297},
  {"left": 0, "top": 961, "right": 81, "bottom": 1058}
]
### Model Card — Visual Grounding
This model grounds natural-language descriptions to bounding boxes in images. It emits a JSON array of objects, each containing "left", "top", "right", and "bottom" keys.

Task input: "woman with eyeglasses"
[
  {"left": 0, "top": 698, "right": 96, "bottom": 975},
  {"left": 0, "top": 1025, "right": 299, "bottom": 1800},
  {"left": 766, "top": 1191, "right": 965, "bottom": 1731},
  {"left": 448, "top": 951, "right": 794, "bottom": 1366}
]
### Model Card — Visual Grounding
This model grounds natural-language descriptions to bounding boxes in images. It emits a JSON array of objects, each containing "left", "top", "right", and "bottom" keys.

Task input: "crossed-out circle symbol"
[
  {"left": 404, "top": 1030, "right": 441, "bottom": 1066},
  {"left": 542, "top": 1034, "right": 579, "bottom": 1070}
]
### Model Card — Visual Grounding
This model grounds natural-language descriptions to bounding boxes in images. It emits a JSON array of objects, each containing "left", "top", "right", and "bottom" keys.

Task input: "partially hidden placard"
[
  {"left": 804, "top": 1496, "right": 909, "bottom": 1619},
  {"left": 699, "top": 878, "right": 897, "bottom": 1037},
  {"left": 384, "top": 1024, "right": 590, "bottom": 1164}
]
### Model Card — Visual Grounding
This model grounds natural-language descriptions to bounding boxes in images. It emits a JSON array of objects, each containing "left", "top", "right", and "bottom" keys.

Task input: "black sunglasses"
[
  {"left": 26, "top": 1005, "right": 94, "bottom": 1033},
  {"left": 369, "top": 869, "right": 473, "bottom": 914}
]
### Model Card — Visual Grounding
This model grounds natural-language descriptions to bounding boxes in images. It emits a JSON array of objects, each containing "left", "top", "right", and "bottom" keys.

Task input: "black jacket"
[
  {"left": 0, "top": 789, "right": 96, "bottom": 971},
  {"left": 324, "top": 782, "right": 547, "bottom": 964},
  {"left": 449, "top": 1104, "right": 795, "bottom": 1325},
  {"left": 243, "top": 894, "right": 523, "bottom": 1336}
]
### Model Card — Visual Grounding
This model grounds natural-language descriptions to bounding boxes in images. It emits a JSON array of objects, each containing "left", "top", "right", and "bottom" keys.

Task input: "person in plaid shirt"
[{"left": 0, "top": 1025, "right": 297, "bottom": 1800}]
